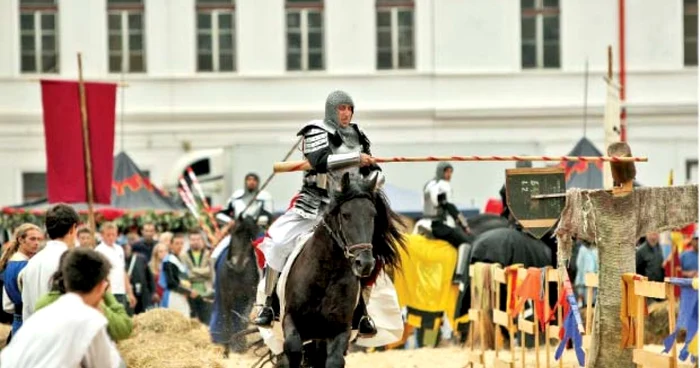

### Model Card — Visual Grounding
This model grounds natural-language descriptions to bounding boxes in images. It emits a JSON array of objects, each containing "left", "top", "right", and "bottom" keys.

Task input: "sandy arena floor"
[{"left": 223, "top": 346, "right": 585, "bottom": 368}]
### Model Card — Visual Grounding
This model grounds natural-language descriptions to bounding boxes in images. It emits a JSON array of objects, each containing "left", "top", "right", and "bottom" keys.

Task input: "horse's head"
[
  {"left": 227, "top": 214, "right": 260, "bottom": 272},
  {"left": 324, "top": 173, "right": 382, "bottom": 278}
]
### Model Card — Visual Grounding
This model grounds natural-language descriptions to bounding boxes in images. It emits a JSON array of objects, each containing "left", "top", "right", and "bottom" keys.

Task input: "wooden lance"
[{"left": 273, "top": 155, "right": 649, "bottom": 173}]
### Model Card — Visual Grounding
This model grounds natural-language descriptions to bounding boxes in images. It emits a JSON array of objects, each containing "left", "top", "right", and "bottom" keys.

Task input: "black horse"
[
  {"left": 281, "top": 173, "right": 404, "bottom": 368},
  {"left": 209, "top": 215, "right": 261, "bottom": 357}
]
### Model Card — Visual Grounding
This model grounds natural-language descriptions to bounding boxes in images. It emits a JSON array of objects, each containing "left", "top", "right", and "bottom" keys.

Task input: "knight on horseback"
[
  {"left": 217, "top": 172, "right": 273, "bottom": 228},
  {"left": 253, "top": 90, "right": 383, "bottom": 337},
  {"left": 418, "top": 163, "right": 472, "bottom": 283}
]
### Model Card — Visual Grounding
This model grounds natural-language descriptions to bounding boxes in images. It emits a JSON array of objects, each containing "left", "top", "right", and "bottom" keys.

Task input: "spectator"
[
  {"left": 34, "top": 251, "right": 133, "bottom": 341},
  {"left": 1, "top": 248, "right": 124, "bottom": 367},
  {"left": 95, "top": 222, "right": 137, "bottom": 312},
  {"left": 183, "top": 232, "right": 213, "bottom": 324},
  {"left": 680, "top": 231, "right": 698, "bottom": 278},
  {"left": 574, "top": 240, "right": 598, "bottom": 306},
  {"left": 0, "top": 223, "right": 41, "bottom": 339},
  {"left": 77, "top": 227, "right": 95, "bottom": 248},
  {"left": 132, "top": 222, "right": 158, "bottom": 263},
  {"left": 160, "top": 233, "right": 196, "bottom": 317},
  {"left": 124, "top": 242, "right": 155, "bottom": 314},
  {"left": 21, "top": 204, "right": 79, "bottom": 321},
  {"left": 149, "top": 242, "right": 169, "bottom": 307},
  {"left": 636, "top": 232, "right": 665, "bottom": 282}
]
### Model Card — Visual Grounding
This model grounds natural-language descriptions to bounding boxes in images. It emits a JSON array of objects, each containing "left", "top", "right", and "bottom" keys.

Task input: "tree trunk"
[{"left": 555, "top": 185, "right": 698, "bottom": 368}]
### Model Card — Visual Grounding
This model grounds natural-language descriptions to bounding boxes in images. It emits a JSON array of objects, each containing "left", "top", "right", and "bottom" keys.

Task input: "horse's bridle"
[{"left": 321, "top": 213, "right": 373, "bottom": 261}]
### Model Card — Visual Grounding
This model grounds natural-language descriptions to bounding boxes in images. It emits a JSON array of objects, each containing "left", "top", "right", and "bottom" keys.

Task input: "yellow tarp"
[{"left": 393, "top": 233, "right": 460, "bottom": 329}]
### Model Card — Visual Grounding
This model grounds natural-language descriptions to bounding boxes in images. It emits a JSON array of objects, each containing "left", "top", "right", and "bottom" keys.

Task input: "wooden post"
[
  {"left": 77, "top": 53, "right": 96, "bottom": 237},
  {"left": 603, "top": 46, "right": 619, "bottom": 190},
  {"left": 607, "top": 46, "right": 613, "bottom": 80},
  {"left": 618, "top": 0, "right": 627, "bottom": 142}
]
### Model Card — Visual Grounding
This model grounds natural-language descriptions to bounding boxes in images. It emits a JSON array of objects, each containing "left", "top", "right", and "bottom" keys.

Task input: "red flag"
[{"left": 40, "top": 79, "right": 116, "bottom": 204}]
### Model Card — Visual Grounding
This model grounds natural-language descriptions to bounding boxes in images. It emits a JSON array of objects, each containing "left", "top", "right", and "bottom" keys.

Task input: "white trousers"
[{"left": 258, "top": 209, "right": 321, "bottom": 272}]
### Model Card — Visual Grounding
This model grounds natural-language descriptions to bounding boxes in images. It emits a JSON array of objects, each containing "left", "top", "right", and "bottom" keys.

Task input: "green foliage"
[{"left": 0, "top": 209, "right": 211, "bottom": 234}]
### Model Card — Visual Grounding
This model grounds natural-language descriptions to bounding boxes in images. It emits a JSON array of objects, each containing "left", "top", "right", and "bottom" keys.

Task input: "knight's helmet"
[
  {"left": 324, "top": 90, "right": 354, "bottom": 129},
  {"left": 435, "top": 162, "right": 453, "bottom": 180},
  {"left": 244, "top": 172, "right": 260, "bottom": 193}
]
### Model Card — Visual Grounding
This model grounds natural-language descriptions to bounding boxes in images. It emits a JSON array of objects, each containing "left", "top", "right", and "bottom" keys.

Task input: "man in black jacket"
[
  {"left": 636, "top": 232, "right": 664, "bottom": 282},
  {"left": 124, "top": 242, "right": 155, "bottom": 315}
]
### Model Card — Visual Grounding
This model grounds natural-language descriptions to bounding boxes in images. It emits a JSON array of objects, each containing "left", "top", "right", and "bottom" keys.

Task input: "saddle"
[{"left": 413, "top": 219, "right": 436, "bottom": 239}]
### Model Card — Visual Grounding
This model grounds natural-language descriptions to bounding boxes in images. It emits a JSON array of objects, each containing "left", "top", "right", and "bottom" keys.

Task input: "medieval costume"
[
  {"left": 420, "top": 163, "right": 471, "bottom": 282},
  {"left": 254, "top": 90, "right": 384, "bottom": 337},
  {"left": 217, "top": 172, "right": 273, "bottom": 227},
  {"left": 1, "top": 292, "right": 123, "bottom": 368},
  {"left": 2, "top": 252, "right": 29, "bottom": 336},
  {"left": 159, "top": 252, "right": 192, "bottom": 317}
]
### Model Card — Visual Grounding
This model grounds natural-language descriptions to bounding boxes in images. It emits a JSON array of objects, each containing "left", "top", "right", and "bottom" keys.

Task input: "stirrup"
[
  {"left": 357, "top": 316, "right": 377, "bottom": 338},
  {"left": 253, "top": 306, "right": 276, "bottom": 327}
]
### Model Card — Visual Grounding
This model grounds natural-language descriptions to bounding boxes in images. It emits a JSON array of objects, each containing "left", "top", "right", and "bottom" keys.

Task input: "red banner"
[{"left": 40, "top": 80, "right": 116, "bottom": 204}]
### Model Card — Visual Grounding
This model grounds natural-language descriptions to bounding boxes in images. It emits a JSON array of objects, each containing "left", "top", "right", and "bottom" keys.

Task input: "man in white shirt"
[
  {"left": 2, "top": 247, "right": 124, "bottom": 368},
  {"left": 21, "top": 204, "right": 80, "bottom": 321},
  {"left": 95, "top": 221, "right": 136, "bottom": 313}
]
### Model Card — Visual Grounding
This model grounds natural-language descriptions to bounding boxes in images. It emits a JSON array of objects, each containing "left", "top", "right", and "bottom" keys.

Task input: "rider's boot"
[
  {"left": 452, "top": 242, "right": 471, "bottom": 285},
  {"left": 253, "top": 267, "right": 281, "bottom": 327},
  {"left": 353, "top": 292, "right": 377, "bottom": 338}
]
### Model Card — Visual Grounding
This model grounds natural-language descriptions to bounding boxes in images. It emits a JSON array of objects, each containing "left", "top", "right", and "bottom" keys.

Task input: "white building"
[{"left": 0, "top": 0, "right": 696, "bottom": 212}]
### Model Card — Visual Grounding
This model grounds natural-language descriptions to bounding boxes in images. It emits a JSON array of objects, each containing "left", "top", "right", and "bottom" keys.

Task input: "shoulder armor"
[
  {"left": 297, "top": 120, "right": 336, "bottom": 136},
  {"left": 231, "top": 189, "right": 245, "bottom": 199},
  {"left": 355, "top": 124, "right": 372, "bottom": 151}
]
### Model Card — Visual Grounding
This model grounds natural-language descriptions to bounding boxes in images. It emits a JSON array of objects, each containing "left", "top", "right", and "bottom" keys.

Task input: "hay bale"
[
  {"left": 117, "top": 309, "right": 225, "bottom": 368},
  {"left": 644, "top": 300, "right": 685, "bottom": 344}
]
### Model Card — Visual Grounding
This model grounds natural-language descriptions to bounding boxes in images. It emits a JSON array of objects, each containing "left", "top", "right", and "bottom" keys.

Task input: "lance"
[
  {"left": 186, "top": 167, "right": 220, "bottom": 233},
  {"left": 178, "top": 187, "right": 216, "bottom": 244},
  {"left": 179, "top": 176, "right": 198, "bottom": 207},
  {"left": 214, "top": 137, "right": 304, "bottom": 244},
  {"left": 272, "top": 155, "right": 649, "bottom": 173}
]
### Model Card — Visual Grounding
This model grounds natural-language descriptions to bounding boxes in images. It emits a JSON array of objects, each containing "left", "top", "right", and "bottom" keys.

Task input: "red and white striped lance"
[
  {"left": 186, "top": 167, "right": 220, "bottom": 232},
  {"left": 177, "top": 187, "right": 199, "bottom": 218},
  {"left": 178, "top": 176, "right": 198, "bottom": 208},
  {"left": 273, "top": 155, "right": 648, "bottom": 173}
]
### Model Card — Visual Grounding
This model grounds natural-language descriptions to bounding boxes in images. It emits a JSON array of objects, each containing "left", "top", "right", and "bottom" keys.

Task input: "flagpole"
[{"left": 77, "top": 53, "right": 97, "bottom": 237}]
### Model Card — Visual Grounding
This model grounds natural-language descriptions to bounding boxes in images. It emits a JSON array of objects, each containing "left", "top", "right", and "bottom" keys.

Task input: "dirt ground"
[{"left": 223, "top": 346, "right": 585, "bottom": 368}]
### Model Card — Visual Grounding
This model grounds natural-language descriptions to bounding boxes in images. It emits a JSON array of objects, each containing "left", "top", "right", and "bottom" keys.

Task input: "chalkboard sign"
[{"left": 505, "top": 167, "right": 566, "bottom": 239}]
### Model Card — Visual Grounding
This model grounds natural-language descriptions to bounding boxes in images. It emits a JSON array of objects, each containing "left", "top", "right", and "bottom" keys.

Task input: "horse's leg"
[
  {"left": 325, "top": 330, "right": 351, "bottom": 368},
  {"left": 282, "top": 315, "right": 303, "bottom": 368}
]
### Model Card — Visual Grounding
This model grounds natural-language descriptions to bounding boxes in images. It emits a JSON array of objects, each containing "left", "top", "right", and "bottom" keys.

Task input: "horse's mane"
[
  {"left": 228, "top": 215, "right": 259, "bottom": 245},
  {"left": 231, "top": 216, "right": 258, "bottom": 235},
  {"left": 327, "top": 174, "right": 406, "bottom": 274}
]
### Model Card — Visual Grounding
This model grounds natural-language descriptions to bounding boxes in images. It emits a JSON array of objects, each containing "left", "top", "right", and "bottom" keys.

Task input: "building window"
[
  {"left": 19, "top": 0, "right": 59, "bottom": 73},
  {"left": 521, "top": 0, "right": 560, "bottom": 69},
  {"left": 286, "top": 0, "right": 324, "bottom": 71},
  {"left": 196, "top": 0, "right": 236, "bottom": 72},
  {"left": 376, "top": 1, "right": 414, "bottom": 70},
  {"left": 107, "top": 0, "right": 146, "bottom": 73},
  {"left": 22, "top": 172, "right": 47, "bottom": 203},
  {"left": 687, "top": 159, "right": 698, "bottom": 184},
  {"left": 684, "top": 0, "right": 698, "bottom": 66}
]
